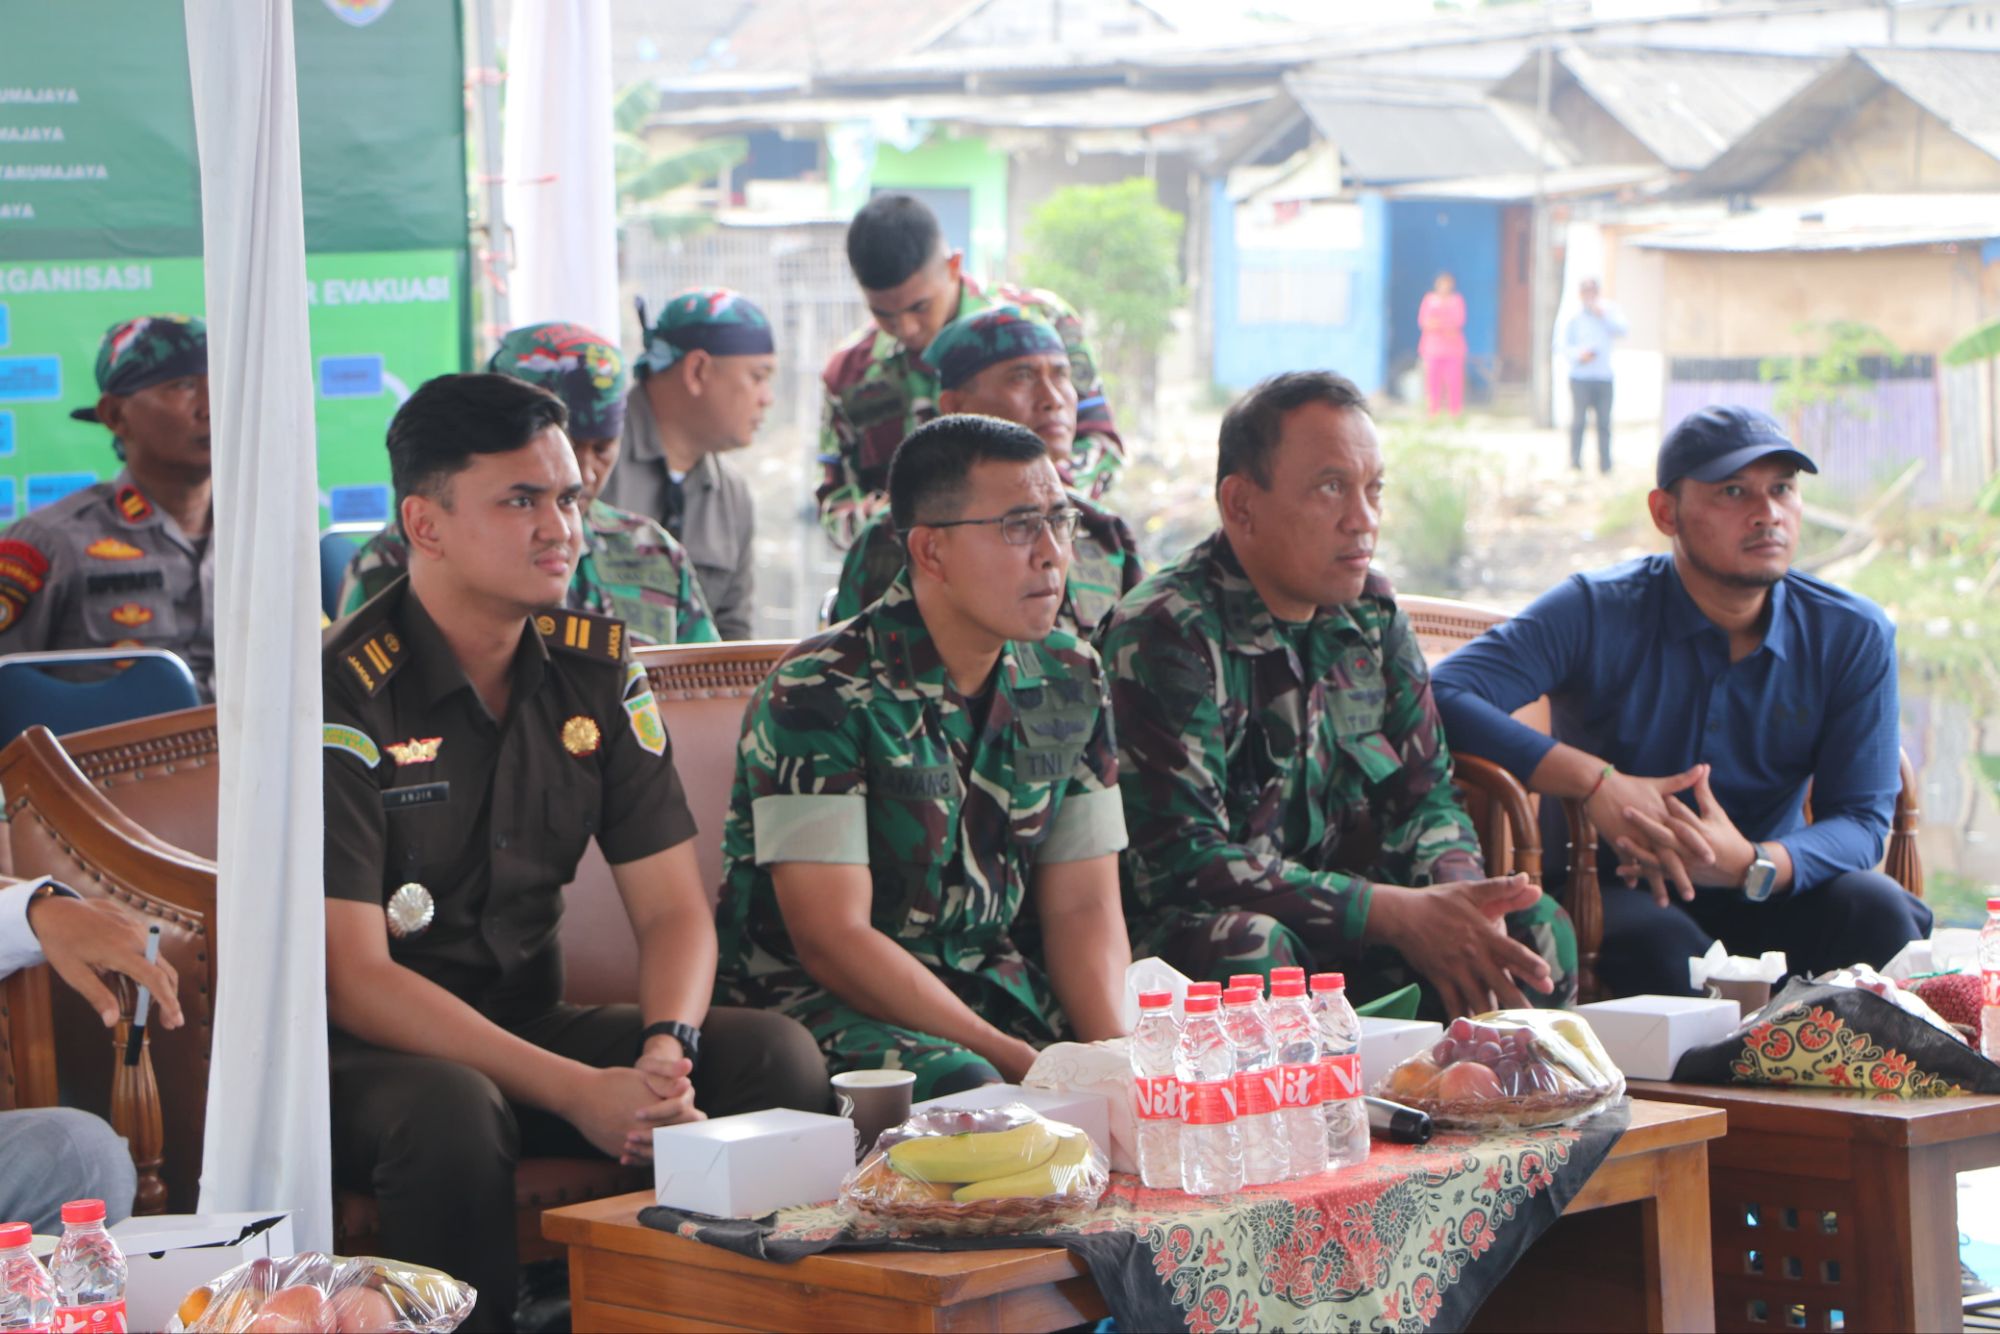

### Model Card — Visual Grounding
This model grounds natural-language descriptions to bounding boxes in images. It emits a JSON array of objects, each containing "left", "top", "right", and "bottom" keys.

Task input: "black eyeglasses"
[{"left": 917, "top": 507, "right": 1084, "bottom": 547}]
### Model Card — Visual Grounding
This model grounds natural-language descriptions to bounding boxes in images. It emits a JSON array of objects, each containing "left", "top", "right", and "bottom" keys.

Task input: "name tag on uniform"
[
  {"left": 86, "top": 570, "right": 165, "bottom": 595},
  {"left": 874, "top": 763, "right": 954, "bottom": 800},
  {"left": 382, "top": 782, "right": 449, "bottom": 811}
]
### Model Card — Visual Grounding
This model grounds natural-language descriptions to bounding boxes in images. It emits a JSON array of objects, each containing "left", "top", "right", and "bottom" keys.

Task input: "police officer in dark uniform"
[{"left": 322, "top": 373, "right": 826, "bottom": 1332}]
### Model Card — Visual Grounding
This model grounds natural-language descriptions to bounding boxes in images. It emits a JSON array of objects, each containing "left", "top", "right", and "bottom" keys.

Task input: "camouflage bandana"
[
  {"left": 921, "top": 305, "right": 1064, "bottom": 391},
  {"left": 488, "top": 321, "right": 629, "bottom": 439},
  {"left": 634, "top": 287, "right": 774, "bottom": 376},
  {"left": 70, "top": 314, "right": 207, "bottom": 422}
]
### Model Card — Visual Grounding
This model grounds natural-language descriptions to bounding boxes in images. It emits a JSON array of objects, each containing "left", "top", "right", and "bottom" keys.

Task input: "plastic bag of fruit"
[
  {"left": 166, "top": 1252, "right": 474, "bottom": 1333},
  {"left": 839, "top": 1102, "right": 1107, "bottom": 1237},
  {"left": 1375, "top": 1010, "right": 1626, "bottom": 1130}
]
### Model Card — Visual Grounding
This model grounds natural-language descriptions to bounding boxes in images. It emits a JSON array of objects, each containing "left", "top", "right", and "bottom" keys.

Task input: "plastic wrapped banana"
[{"left": 840, "top": 1104, "right": 1108, "bottom": 1236}]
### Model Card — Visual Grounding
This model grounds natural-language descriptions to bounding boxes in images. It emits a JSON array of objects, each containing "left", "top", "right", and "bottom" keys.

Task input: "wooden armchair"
[
  {"left": 1400, "top": 593, "right": 1925, "bottom": 1003},
  {"left": 0, "top": 724, "right": 216, "bottom": 1213}
]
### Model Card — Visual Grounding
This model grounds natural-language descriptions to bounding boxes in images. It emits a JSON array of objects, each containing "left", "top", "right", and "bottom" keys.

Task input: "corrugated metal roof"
[
  {"left": 651, "top": 84, "right": 1274, "bottom": 133},
  {"left": 1552, "top": 46, "right": 1823, "bottom": 171},
  {"left": 1686, "top": 47, "right": 2000, "bottom": 194},
  {"left": 1282, "top": 74, "right": 1540, "bottom": 184},
  {"left": 1629, "top": 192, "right": 2000, "bottom": 252}
]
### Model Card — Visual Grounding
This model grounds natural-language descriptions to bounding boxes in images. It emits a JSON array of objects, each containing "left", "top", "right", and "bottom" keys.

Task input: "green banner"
[{"left": 0, "top": 0, "right": 469, "bottom": 526}]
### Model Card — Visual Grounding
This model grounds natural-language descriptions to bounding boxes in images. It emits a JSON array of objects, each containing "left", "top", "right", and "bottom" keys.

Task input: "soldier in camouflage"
[
  {"left": 1100, "top": 372, "right": 1576, "bottom": 1017},
  {"left": 816, "top": 193, "right": 1123, "bottom": 549},
  {"left": 336, "top": 322, "right": 717, "bottom": 646},
  {"left": 717, "top": 415, "right": 1133, "bottom": 1099},
  {"left": 828, "top": 306, "right": 1142, "bottom": 637}
]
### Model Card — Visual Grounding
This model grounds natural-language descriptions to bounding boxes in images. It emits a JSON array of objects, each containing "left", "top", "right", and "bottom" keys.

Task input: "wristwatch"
[
  {"left": 640, "top": 1020, "right": 702, "bottom": 1072},
  {"left": 1741, "top": 844, "right": 1778, "bottom": 902}
]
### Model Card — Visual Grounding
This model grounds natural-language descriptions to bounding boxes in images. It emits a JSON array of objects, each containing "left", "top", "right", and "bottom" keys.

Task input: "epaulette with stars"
[{"left": 536, "top": 608, "right": 627, "bottom": 664}]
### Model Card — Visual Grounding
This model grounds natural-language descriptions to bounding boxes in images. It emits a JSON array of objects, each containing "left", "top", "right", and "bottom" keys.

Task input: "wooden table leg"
[
  {"left": 1852, "top": 1140, "right": 1961, "bottom": 1334},
  {"left": 1638, "top": 1142, "right": 1716, "bottom": 1334}
]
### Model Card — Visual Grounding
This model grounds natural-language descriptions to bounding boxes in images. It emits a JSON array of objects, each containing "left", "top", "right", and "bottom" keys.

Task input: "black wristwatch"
[{"left": 640, "top": 1020, "right": 702, "bottom": 1071}]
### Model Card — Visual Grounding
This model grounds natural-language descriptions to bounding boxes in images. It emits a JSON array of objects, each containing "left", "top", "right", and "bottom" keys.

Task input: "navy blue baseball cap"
[{"left": 1656, "top": 405, "right": 1818, "bottom": 490}]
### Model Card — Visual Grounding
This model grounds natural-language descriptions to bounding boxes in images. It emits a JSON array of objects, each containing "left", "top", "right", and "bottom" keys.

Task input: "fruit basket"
[
  {"left": 1376, "top": 1011, "right": 1626, "bottom": 1130},
  {"left": 839, "top": 1103, "right": 1107, "bottom": 1237},
  {"left": 168, "top": 1252, "right": 474, "bottom": 1332}
]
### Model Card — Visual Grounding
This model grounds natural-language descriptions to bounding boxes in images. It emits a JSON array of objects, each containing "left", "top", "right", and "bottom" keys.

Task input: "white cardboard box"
[
  {"left": 1578, "top": 995, "right": 1743, "bottom": 1080},
  {"left": 652, "top": 1108, "right": 855, "bottom": 1217},
  {"left": 913, "top": 1082, "right": 1112, "bottom": 1157},
  {"left": 1360, "top": 1017, "right": 1445, "bottom": 1089},
  {"left": 110, "top": 1211, "right": 293, "bottom": 1334}
]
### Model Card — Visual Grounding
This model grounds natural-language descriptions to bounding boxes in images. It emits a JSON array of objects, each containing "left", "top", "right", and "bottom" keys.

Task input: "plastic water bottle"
[
  {"left": 1222, "top": 986, "right": 1292, "bottom": 1185},
  {"left": 1310, "top": 972, "right": 1371, "bottom": 1169},
  {"left": 1130, "top": 990, "right": 1185, "bottom": 1190},
  {"left": 50, "top": 1201, "right": 125, "bottom": 1334},
  {"left": 0, "top": 1223, "right": 53, "bottom": 1334},
  {"left": 1181, "top": 980, "right": 1221, "bottom": 1019},
  {"left": 1981, "top": 897, "right": 2000, "bottom": 1061},
  {"left": 1174, "top": 993, "right": 1242, "bottom": 1195},
  {"left": 1229, "top": 974, "right": 1267, "bottom": 1010},
  {"left": 1267, "top": 975, "right": 1331, "bottom": 1179}
]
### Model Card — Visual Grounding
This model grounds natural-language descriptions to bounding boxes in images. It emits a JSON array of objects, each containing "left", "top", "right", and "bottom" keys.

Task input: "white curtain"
[
  {"left": 503, "top": 0, "right": 619, "bottom": 341},
  {"left": 183, "top": 0, "right": 332, "bottom": 1250}
]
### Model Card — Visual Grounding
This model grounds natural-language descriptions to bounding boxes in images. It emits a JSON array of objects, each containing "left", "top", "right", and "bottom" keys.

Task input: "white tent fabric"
[
  {"left": 503, "top": 0, "right": 620, "bottom": 342},
  {"left": 183, "top": 0, "right": 333, "bottom": 1250}
]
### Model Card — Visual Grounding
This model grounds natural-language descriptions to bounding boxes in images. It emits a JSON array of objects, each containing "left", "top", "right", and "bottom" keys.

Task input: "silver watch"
[{"left": 1741, "top": 844, "right": 1778, "bottom": 902}]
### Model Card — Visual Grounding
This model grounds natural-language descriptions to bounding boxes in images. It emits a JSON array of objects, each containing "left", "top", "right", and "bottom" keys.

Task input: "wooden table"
[
  {"left": 1632, "top": 1080, "right": 2000, "bottom": 1334},
  {"left": 543, "top": 1098, "right": 1724, "bottom": 1333}
]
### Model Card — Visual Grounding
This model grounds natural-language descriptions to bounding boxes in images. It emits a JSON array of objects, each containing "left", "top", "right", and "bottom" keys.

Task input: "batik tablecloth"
[{"left": 640, "top": 1100, "right": 1629, "bottom": 1332}]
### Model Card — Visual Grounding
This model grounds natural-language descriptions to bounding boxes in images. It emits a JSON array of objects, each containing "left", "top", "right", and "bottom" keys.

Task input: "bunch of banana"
[{"left": 883, "top": 1120, "right": 1096, "bottom": 1203}]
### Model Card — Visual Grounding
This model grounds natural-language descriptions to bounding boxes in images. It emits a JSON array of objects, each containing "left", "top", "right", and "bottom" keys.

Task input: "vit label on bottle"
[
  {"left": 1985, "top": 971, "right": 2000, "bottom": 1008},
  {"left": 1316, "top": 1053, "right": 1361, "bottom": 1101},
  {"left": 54, "top": 1299, "right": 127, "bottom": 1334},
  {"left": 1274, "top": 1063, "right": 1318, "bottom": 1108},
  {"left": 1182, "top": 1078, "right": 1238, "bottom": 1126},
  {"left": 1132, "top": 1073, "right": 1183, "bottom": 1121},
  {"left": 1234, "top": 1069, "right": 1280, "bottom": 1116}
]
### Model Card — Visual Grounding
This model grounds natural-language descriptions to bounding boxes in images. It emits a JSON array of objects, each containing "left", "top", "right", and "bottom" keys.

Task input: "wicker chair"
[{"left": 1401, "top": 593, "right": 1924, "bottom": 1004}]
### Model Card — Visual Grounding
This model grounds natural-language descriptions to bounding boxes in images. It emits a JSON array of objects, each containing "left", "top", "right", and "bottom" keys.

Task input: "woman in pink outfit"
[{"left": 1417, "top": 272, "right": 1467, "bottom": 417}]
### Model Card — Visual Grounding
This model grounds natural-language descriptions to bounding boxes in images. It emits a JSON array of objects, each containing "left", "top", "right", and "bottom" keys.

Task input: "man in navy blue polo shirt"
[{"left": 1432, "top": 406, "right": 1931, "bottom": 996}]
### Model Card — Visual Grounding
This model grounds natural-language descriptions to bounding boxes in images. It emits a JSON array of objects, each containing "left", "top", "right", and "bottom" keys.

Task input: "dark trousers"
[
  {"left": 1596, "top": 870, "right": 1934, "bottom": 998},
  {"left": 1570, "top": 377, "right": 1614, "bottom": 472},
  {"left": 330, "top": 1005, "right": 829, "bottom": 1332}
]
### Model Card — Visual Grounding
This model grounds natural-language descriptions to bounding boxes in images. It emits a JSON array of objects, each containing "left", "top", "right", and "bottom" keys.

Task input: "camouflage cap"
[
  {"left": 487, "top": 321, "right": 629, "bottom": 440},
  {"left": 634, "top": 287, "right": 774, "bottom": 376},
  {"left": 920, "top": 305, "right": 1065, "bottom": 392},
  {"left": 69, "top": 314, "right": 208, "bottom": 422}
]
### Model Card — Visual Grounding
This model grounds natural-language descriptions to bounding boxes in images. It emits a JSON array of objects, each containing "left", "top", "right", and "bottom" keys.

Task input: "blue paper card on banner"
[
  {"left": 0, "top": 357, "right": 60, "bottom": 403},
  {"left": 27, "top": 472, "right": 95, "bottom": 510},
  {"left": 0, "top": 479, "right": 15, "bottom": 524},
  {"left": 329, "top": 483, "right": 391, "bottom": 524},
  {"left": 0, "top": 304, "right": 10, "bottom": 349},
  {"left": 320, "top": 355, "right": 385, "bottom": 398},
  {"left": 0, "top": 412, "right": 13, "bottom": 457}
]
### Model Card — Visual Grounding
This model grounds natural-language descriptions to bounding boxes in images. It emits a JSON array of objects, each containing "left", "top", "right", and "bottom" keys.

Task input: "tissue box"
[
  {"left": 111, "top": 1212, "right": 293, "bottom": 1334},
  {"left": 653, "top": 1108, "right": 855, "bottom": 1217},
  {"left": 1578, "top": 995, "right": 1742, "bottom": 1080},
  {"left": 915, "top": 1082, "right": 1111, "bottom": 1156},
  {"left": 1360, "top": 1017, "right": 1444, "bottom": 1087}
]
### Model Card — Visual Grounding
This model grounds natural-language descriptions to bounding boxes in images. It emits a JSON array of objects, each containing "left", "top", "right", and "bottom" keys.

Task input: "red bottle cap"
[
  {"left": 1989, "top": 896, "right": 2000, "bottom": 913},
  {"left": 60, "top": 1199, "right": 106, "bottom": 1225},
  {"left": 1270, "top": 977, "right": 1307, "bottom": 998},
  {"left": 0, "top": 1222, "right": 30, "bottom": 1248},
  {"left": 1137, "top": 990, "right": 1173, "bottom": 1010},
  {"left": 1228, "top": 974, "right": 1264, "bottom": 994},
  {"left": 1186, "top": 981, "right": 1222, "bottom": 997},
  {"left": 1309, "top": 972, "right": 1347, "bottom": 993},
  {"left": 1271, "top": 966, "right": 1306, "bottom": 983},
  {"left": 1183, "top": 994, "right": 1219, "bottom": 1014},
  {"left": 1223, "top": 986, "right": 1259, "bottom": 1007}
]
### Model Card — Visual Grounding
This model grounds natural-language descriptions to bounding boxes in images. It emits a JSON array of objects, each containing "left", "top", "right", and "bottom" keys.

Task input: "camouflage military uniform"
[
  {"left": 1099, "top": 532, "right": 1575, "bottom": 1008},
  {"left": 715, "top": 570, "right": 1130, "bottom": 1098},
  {"left": 334, "top": 501, "right": 716, "bottom": 646},
  {"left": 827, "top": 492, "right": 1141, "bottom": 637},
  {"left": 815, "top": 275, "right": 1123, "bottom": 548}
]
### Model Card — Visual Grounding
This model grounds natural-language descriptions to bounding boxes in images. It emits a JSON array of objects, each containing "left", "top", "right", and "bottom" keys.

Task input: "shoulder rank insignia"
[
  {"left": 537, "top": 609, "right": 625, "bottom": 663},
  {"left": 323, "top": 724, "right": 381, "bottom": 768},
  {"left": 114, "top": 485, "right": 154, "bottom": 524},
  {"left": 384, "top": 736, "right": 442, "bottom": 766},
  {"left": 85, "top": 538, "right": 145, "bottom": 561},
  {"left": 341, "top": 629, "right": 406, "bottom": 697},
  {"left": 108, "top": 602, "right": 154, "bottom": 627}
]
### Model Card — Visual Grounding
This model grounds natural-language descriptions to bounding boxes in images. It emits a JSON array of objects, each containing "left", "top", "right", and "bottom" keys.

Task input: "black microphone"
[{"left": 1366, "top": 1096, "right": 1432, "bottom": 1144}]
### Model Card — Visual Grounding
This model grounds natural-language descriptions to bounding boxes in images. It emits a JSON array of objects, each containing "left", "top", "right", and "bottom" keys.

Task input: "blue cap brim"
[{"left": 1679, "top": 443, "right": 1818, "bottom": 485}]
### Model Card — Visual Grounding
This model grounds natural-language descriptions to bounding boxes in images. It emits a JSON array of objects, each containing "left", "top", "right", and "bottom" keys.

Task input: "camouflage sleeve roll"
[
  {"left": 1376, "top": 607, "right": 1484, "bottom": 886},
  {"left": 1102, "top": 605, "right": 1374, "bottom": 944},
  {"left": 738, "top": 646, "right": 871, "bottom": 865}
]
